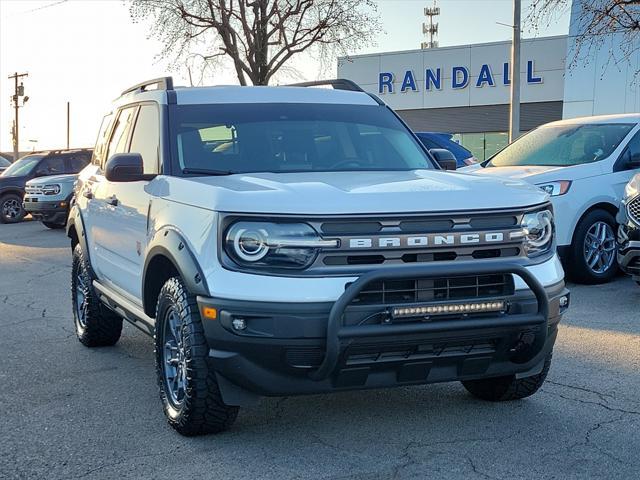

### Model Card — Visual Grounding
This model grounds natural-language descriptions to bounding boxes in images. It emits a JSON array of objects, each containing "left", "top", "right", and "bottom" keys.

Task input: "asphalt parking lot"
[{"left": 1, "top": 221, "right": 639, "bottom": 480}]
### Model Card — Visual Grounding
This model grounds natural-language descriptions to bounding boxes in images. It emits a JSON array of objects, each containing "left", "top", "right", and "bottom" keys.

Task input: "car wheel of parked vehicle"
[
  {"left": 43, "top": 221, "right": 66, "bottom": 229},
  {"left": 462, "top": 354, "right": 552, "bottom": 401},
  {"left": 155, "top": 276, "right": 239, "bottom": 436},
  {"left": 71, "top": 244, "right": 122, "bottom": 347},
  {"left": 566, "top": 210, "right": 618, "bottom": 284},
  {"left": 0, "top": 193, "right": 26, "bottom": 224}
]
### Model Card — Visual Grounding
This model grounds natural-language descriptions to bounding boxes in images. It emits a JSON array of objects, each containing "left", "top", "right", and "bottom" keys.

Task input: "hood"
[
  {"left": 0, "top": 174, "right": 27, "bottom": 189},
  {"left": 26, "top": 173, "right": 78, "bottom": 185},
  {"left": 157, "top": 170, "right": 550, "bottom": 215},
  {"left": 468, "top": 162, "right": 603, "bottom": 184}
]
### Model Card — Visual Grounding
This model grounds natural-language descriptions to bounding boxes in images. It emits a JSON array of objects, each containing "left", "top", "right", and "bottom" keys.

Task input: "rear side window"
[
  {"left": 66, "top": 153, "right": 92, "bottom": 173},
  {"left": 105, "top": 107, "right": 137, "bottom": 166},
  {"left": 93, "top": 113, "right": 114, "bottom": 167},
  {"left": 36, "top": 156, "right": 65, "bottom": 176},
  {"left": 129, "top": 104, "right": 160, "bottom": 174}
]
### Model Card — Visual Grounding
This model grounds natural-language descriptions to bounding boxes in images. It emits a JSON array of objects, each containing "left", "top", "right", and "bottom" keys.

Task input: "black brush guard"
[{"left": 309, "top": 260, "right": 549, "bottom": 381}]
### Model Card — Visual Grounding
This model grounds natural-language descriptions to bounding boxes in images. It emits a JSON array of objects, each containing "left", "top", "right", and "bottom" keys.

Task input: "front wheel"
[
  {"left": 155, "top": 276, "right": 238, "bottom": 436},
  {"left": 462, "top": 354, "right": 552, "bottom": 401},
  {"left": 0, "top": 193, "right": 26, "bottom": 223},
  {"left": 565, "top": 210, "right": 618, "bottom": 284}
]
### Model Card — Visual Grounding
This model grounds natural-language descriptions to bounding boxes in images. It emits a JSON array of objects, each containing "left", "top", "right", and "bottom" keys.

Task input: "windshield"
[
  {"left": 0, "top": 157, "right": 10, "bottom": 168},
  {"left": 1, "top": 155, "right": 43, "bottom": 177},
  {"left": 170, "top": 103, "right": 434, "bottom": 174},
  {"left": 488, "top": 123, "right": 635, "bottom": 167}
]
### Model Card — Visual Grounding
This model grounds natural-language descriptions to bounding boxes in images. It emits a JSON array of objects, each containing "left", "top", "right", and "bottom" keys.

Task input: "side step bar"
[{"left": 93, "top": 280, "right": 155, "bottom": 336}]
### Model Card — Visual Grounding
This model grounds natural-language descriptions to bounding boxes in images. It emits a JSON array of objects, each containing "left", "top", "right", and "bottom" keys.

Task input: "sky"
[{"left": 0, "top": 0, "right": 570, "bottom": 153}]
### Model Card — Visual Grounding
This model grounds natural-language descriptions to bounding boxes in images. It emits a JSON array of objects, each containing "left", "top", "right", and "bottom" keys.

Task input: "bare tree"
[
  {"left": 527, "top": 0, "right": 640, "bottom": 76},
  {"left": 130, "top": 0, "right": 380, "bottom": 85}
]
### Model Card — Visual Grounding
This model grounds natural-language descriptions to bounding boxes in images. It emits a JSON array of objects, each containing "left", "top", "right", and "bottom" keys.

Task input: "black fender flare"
[
  {"left": 142, "top": 228, "right": 210, "bottom": 311},
  {"left": 66, "top": 204, "right": 96, "bottom": 279}
]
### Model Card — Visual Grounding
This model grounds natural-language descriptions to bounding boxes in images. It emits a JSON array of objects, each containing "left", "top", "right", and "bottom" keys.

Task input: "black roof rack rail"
[
  {"left": 288, "top": 79, "right": 364, "bottom": 92},
  {"left": 121, "top": 76, "right": 174, "bottom": 96}
]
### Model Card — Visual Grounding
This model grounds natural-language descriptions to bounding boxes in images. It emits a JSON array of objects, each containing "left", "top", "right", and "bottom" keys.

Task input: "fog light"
[
  {"left": 559, "top": 295, "right": 570, "bottom": 310},
  {"left": 232, "top": 317, "right": 246, "bottom": 331},
  {"left": 391, "top": 300, "right": 507, "bottom": 318}
]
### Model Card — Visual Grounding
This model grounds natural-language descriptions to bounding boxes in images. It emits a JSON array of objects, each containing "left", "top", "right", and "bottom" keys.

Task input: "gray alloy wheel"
[
  {"left": 74, "top": 268, "right": 89, "bottom": 329},
  {"left": 162, "top": 307, "right": 187, "bottom": 407},
  {"left": 583, "top": 220, "right": 616, "bottom": 275},
  {"left": 0, "top": 194, "right": 26, "bottom": 223}
]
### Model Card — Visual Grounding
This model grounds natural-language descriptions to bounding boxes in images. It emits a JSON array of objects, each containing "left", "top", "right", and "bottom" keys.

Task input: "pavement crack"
[
  {"left": 542, "top": 388, "right": 640, "bottom": 416},
  {"left": 465, "top": 455, "right": 502, "bottom": 480}
]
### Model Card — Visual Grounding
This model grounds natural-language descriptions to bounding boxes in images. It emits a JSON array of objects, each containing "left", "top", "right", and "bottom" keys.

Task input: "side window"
[
  {"left": 616, "top": 130, "right": 640, "bottom": 171},
  {"left": 93, "top": 113, "right": 114, "bottom": 167},
  {"left": 36, "top": 156, "right": 65, "bottom": 176},
  {"left": 66, "top": 153, "right": 91, "bottom": 173},
  {"left": 105, "top": 106, "right": 137, "bottom": 167},
  {"left": 128, "top": 104, "right": 160, "bottom": 174}
]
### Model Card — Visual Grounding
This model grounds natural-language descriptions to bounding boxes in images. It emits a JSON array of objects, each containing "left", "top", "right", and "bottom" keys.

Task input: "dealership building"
[{"left": 337, "top": 3, "right": 640, "bottom": 161}]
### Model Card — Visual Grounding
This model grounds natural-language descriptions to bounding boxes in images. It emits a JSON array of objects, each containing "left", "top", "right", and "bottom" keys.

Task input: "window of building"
[{"left": 453, "top": 132, "right": 509, "bottom": 161}]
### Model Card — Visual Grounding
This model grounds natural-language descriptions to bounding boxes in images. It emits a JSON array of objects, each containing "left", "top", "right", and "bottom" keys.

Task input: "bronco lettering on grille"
[{"left": 346, "top": 231, "right": 519, "bottom": 249}]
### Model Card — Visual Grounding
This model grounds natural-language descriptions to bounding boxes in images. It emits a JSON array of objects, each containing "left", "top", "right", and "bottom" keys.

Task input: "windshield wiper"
[{"left": 182, "top": 168, "right": 234, "bottom": 176}]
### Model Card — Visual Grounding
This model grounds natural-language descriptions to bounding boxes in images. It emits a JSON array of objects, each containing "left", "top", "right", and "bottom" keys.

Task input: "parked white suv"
[
  {"left": 462, "top": 114, "right": 640, "bottom": 284},
  {"left": 67, "top": 78, "right": 569, "bottom": 436}
]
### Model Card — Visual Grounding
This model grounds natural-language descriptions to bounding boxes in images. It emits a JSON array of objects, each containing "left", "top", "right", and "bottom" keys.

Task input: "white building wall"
[
  {"left": 337, "top": 36, "right": 567, "bottom": 111},
  {"left": 562, "top": 0, "right": 640, "bottom": 118}
]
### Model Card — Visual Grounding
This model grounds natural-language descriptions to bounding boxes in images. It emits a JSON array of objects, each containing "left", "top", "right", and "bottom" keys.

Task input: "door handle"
[
  {"left": 107, "top": 195, "right": 119, "bottom": 207},
  {"left": 83, "top": 189, "right": 93, "bottom": 199}
]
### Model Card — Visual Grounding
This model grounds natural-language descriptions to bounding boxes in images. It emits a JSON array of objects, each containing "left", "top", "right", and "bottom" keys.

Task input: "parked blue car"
[{"left": 415, "top": 132, "right": 477, "bottom": 168}]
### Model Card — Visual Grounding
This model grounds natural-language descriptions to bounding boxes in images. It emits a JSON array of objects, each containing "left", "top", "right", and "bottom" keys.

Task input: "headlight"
[
  {"left": 224, "top": 221, "right": 337, "bottom": 269},
  {"left": 42, "top": 184, "right": 61, "bottom": 195},
  {"left": 537, "top": 181, "right": 571, "bottom": 196},
  {"left": 521, "top": 209, "right": 554, "bottom": 257},
  {"left": 624, "top": 174, "right": 640, "bottom": 199}
]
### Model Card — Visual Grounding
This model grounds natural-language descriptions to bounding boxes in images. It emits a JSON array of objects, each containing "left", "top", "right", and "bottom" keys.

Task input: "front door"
[{"left": 91, "top": 103, "right": 160, "bottom": 302}]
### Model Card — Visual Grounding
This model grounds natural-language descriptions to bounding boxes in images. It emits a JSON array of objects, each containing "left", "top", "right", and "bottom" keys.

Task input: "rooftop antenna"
[{"left": 421, "top": 1, "right": 440, "bottom": 49}]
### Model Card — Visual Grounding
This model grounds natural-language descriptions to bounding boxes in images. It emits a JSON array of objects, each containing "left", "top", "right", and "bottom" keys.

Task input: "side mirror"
[
  {"left": 430, "top": 148, "right": 457, "bottom": 171},
  {"left": 105, "top": 153, "right": 152, "bottom": 182}
]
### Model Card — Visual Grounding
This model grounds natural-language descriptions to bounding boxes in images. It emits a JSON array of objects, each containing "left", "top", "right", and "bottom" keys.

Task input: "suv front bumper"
[
  {"left": 616, "top": 200, "right": 640, "bottom": 280},
  {"left": 198, "top": 261, "right": 568, "bottom": 404},
  {"left": 23, "top": 198, "right": 69, "bottom": 224}
]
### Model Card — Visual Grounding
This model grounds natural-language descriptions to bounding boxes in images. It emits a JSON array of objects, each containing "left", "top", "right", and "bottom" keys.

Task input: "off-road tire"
[
  {"left": 461, "top": 354, "right": 552, "bottom": 401},
  {"left": 43, "top": 221, "right": 66, "bottom": 229},
  {"left": 71, "top": 243, "right": 122, "bottom": 347},
  {"left": 155, "top": 276, "right": 239, "bottom": 436},
  {"left": 0, "top": 193, "right": 26, "bottom": 224},
  {"left": 565, "top": 209, "right": 618, "bottom": 284}
]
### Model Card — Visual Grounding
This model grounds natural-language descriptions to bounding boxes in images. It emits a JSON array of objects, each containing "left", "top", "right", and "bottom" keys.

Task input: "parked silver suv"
[{"left": 23, "top": 149, "right": 92, "bottom": 228}]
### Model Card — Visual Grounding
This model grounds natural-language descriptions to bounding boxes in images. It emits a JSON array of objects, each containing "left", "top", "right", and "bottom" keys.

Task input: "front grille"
[
  {"left": 628, "top": 196, "right": 640, "bottom": 224},
  {"left": 311, "top": 210, "right": 529, "bottom": 269},
  {"left": 25, "top": 185, "right": 44, "bottom": 195},
  {"left": 350, "top": 273, "right": 515, "bottom": 306}
]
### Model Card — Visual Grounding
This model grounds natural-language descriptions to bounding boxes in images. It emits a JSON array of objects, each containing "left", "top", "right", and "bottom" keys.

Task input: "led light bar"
[{"left": 391, "top": 300, "right": 507, "bottom": 318}]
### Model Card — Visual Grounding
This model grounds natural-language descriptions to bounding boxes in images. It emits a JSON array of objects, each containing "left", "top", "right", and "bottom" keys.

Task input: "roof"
[
  {"left": 545, "top": 113, "right": 640, "bottom": 126},
  {"left": 175, "top": 85, "right": 378, "bottom": 106},
  {"left": 114, "top": 83, "right": 379, "bottom": 109}
]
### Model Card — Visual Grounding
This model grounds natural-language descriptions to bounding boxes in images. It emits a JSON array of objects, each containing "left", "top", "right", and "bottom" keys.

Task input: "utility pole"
[
  {"left": 8, "top": 72, "right": 29, "bottom": 160},
  {"left": 66, "top": 102, "right": 70, "bottom": 149},
  {"left": 509, "top": 0, "right": 521, "bottom": 142}
]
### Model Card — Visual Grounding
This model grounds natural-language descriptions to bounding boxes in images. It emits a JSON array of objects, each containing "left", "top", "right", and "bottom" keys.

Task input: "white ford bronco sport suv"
[{"left": 67, "top": 77, "right": 569, "bottom": 436}]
